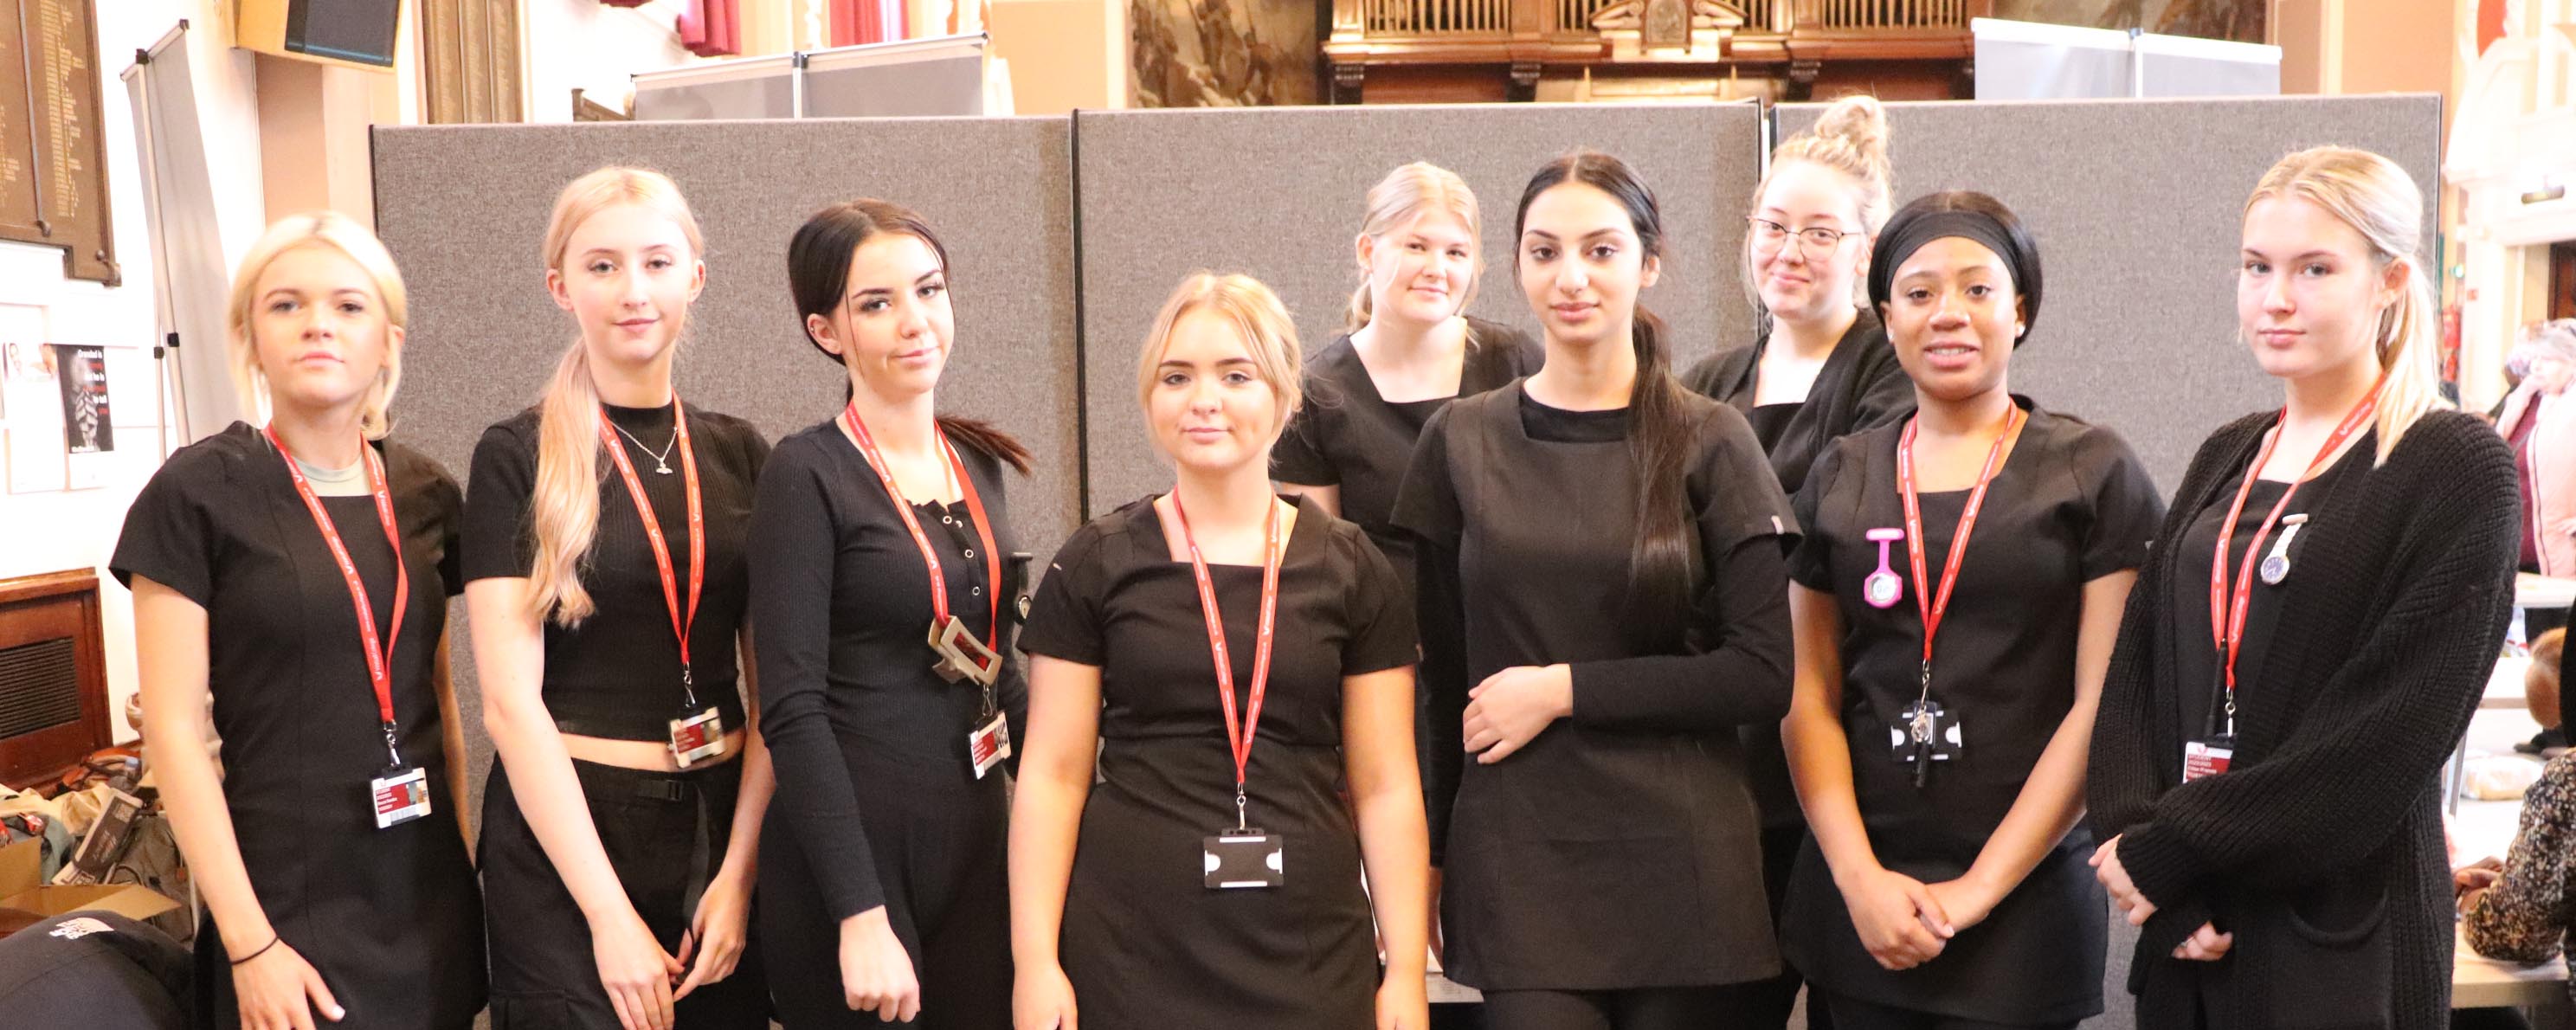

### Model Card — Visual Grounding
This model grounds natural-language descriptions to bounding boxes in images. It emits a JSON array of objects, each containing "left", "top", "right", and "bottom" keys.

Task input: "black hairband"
[{"left": 1867, "top": 209, "right": 2027, "bottom": 319}]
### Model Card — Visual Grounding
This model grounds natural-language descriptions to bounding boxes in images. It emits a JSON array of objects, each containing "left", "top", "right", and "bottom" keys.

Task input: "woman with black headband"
[
  {"left": 753, "top": 199, "right": 1032, "bottom": 1027},
  {"left": 1780, "top": 191, "right": 2161, "bottom": 1030}
]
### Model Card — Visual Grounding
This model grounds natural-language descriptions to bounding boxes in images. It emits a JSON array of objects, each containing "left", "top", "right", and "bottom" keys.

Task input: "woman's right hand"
[
  {"left": 590, "top": 908, "right": 685, "bottom": 1030},
  {"left": 1837, "top": 865, "right": 1953, "bottom": 971},
  {"left": 231, "top": 940, "right": 344, "bottom": 1030},
  {"left": 1014, "top": 962, "right": 1079, "bottom": 1029},
  {"left": 840, "top": 907, "right": 921, "bottom": 1022}
]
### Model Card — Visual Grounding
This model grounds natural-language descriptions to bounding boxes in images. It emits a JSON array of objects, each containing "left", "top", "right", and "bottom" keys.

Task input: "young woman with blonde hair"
[
  {"left": 2087, "top": 146, "right": 2520, "bottom": 1028},
  {"left": 1270, "top": 162, "right": 1538, "bottom": 930},
  {"left": 116, "top": 211, "right": 485, "bottom": 1029},
  {"left": 1013, "top": 273, "right": 1432, "bottom": 1029},
  {"left": 465, "top": 167, "right": 773, "bottom": 1030}
]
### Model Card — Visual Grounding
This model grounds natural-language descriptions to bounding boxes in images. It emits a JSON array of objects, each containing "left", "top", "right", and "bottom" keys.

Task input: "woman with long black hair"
[{"left": 1393, "top": 150, "right": 1796, "bottom": 1029}]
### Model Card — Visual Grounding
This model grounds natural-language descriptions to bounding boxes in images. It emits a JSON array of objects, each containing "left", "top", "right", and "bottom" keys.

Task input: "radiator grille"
[{"left": 0, "top": 638, "right": 81, "bottom": 738}]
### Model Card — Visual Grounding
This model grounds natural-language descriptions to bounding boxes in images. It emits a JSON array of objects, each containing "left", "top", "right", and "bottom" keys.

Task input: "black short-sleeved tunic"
[
  {"left": 1391, "top": 383, "right": 1800, "bottom": 991},
  {"left": 750, "top": 420, "right": 1028, "bottom": 1028},
  {"left": 460, "top": 402, "right": 768, "bottom": 738},
  {"left": 1268, "top": 318, "right": 1541, "bottom": 860},
  {"left": 1015, "top": 494, "right": 1417, "bottom": 1029},
  {"left": 109, "top": 422, "right": 485, "bottom": 1030},
  {"left": 1780, "top": 400, "right": 2164, "bottom": 1024}
]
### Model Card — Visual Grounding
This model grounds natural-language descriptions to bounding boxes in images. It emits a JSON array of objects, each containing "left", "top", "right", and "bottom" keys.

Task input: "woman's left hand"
[
  {"left": 1463, "top": 665, "right": 1573, "bottom": 764},
  {"left": 1374, "top": 972, "right": 1430, "bottom": 1030},
  {"left": 2090, "top": 836, "right": 2158, "bottom": 925},
  {"left": 1923, "top": 876, "right": 2002, "bottom": 935},
  {"left": 673, "top": 868, "right": 754, "bottom": 1000}
]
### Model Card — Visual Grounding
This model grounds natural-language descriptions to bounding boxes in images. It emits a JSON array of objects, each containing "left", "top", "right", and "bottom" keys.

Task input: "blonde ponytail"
[
  {"left": 2244, "top": 146, "right": 2444, "bottom": 465},
  {"left": 524, "top": 166, "right": 705, "bottom": 626}
]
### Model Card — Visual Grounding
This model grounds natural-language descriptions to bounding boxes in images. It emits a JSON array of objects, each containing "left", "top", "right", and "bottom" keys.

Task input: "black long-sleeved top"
[
  {"left": 1392, "top": 383, "right": 1799, "bottom": 989},
  {"left": 750, "top": 420, "right": 1029, "bottom": 922},
  {"left": 2086, "top": 409, "right": 2519, "bottom": 1030}
]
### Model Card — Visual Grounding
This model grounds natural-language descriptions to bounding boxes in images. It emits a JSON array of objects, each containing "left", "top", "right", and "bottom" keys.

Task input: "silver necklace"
[{"left": 609, "top": 420, "right": 679, "bottom": 474}]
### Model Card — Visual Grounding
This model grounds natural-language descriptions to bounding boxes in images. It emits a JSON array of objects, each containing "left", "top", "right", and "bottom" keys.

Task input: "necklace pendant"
[{"left": 655, "top": 463, "right": 673, "bottom": 474}]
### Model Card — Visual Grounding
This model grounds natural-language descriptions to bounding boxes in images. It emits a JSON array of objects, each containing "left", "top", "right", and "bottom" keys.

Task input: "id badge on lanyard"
[
  {"left": 601, "top": 402, "right": 731, "bottom": 770},
  {"left": 1174, "top": 492, "right": 1289, "bottom": 890},
  {"left": 2183, "top": 736, "right": 2235, "bottom": 782},
  {"left": 371, "top": 765, "right": 433, "bottom": 828},
  {"left": 669, "top": 707, "right": 725, "bottom": 768},
  {"left": 969, "top": 709, "right": 1011, "bottom": 779}
]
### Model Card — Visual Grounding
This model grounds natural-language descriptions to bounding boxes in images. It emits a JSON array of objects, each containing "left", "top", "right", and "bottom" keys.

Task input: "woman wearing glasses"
[{"left": 1680, "top": 93, "right": 1912, "bottom": 1030}]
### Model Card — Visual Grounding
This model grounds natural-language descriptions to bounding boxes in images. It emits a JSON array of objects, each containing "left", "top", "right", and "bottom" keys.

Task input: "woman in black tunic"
[
  {"left": 118, "top": 212, "right": 484, "bottom": 1030},
  {"left": 752, "top": 200, "right": 1030, "bottom": 1027},
  {"left": 1779, "top": 192, "right": 2161, "bottom": 1030},
  {"left": 1012, "top": 273, "right": 1432, "bottom": 1030},
  {"left": 1393, "top": 151, "right": 1795, "bottom": 1029},
  {"left": 467, "top": 168, "right": 772, "bottom": 1030},
  {"left": 2088, "top": 148, "right": 2520, "bottom": 1030},
  {"left": 1676, "top": 95, "right": 1912, "bottom": 1030},
  {"left": 1271, "top": 161, "right": 1539, "bottom": 917}
]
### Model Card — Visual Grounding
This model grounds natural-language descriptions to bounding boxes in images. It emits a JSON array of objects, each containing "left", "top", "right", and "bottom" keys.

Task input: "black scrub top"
[
  {"left": 109, "top": 422, "right": 485, "bottom": 1030},
  {"left": 1269, "top": 317, "right": 1540, "bottom": 862},
  {"left": 2170, "top": 434, "right": 2370, "bottom": 749},
  {"left": 1684, "top": 311, "right": 1915, "bottom": 827},
  {"left": 1015, "top": 494, "right": 1417, "bottom": 1029},
  {"left": 461, "top": 402, "right": 769, "bottom": 741},
  {"left": 1393, "top": 383, "right": 1799, "bottom": 991},
  {"left": 1781, "top": 400, "right": 2162, "bottom": 1024}
]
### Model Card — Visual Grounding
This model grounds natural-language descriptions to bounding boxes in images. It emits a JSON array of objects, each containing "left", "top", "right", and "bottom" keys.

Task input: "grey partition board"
[
  {"left": 1777, "top": 94, "right": 2441, "bottom": 493},
  {"left": 633, "top": 74, "right": 798, "bottom": 120},
  {"left": 1073, "top": 102, "right": 1763, "bottom": 515},
  {"left": 371, "top": 117, "right": 1077, "bottom": 815}
]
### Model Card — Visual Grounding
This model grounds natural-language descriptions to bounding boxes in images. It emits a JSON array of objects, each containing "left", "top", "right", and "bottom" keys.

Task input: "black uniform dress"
[
  {"left": 750, "top": 420, "right": 1029, "bottom": 1028},
  {"left": 110, "top": 423, "right": 485, "bottom": 1030},
  {"left": 1270, "top": 317, "right": 1541, "bottom": 860},
  {"left": 2136, "top": 438, "right": 2361, "bottom": 1023},
  {"left": 1684, "top": 312, "right": 1912, "bottom": 1030},
  {"left": 1781, "top": 401, "right": 2163, "bottom": 1027},
  {"left": 1014, "top": 494, "right": 1418, "bottom": 1030},
  {"left": 463, "top": 402, "right": 770, "bottom": 1030},
  {"left": 1391, "top": 383, "right": 1798, "bottom": 1025}
]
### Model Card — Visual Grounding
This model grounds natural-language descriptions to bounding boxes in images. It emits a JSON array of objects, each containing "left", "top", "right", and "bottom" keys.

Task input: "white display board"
[{"left": 1972, "top": 17, "right": 2280, "bottom": 100}]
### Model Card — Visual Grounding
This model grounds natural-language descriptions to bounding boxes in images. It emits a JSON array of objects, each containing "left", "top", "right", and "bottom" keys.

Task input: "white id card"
[
  {"left": 969, "top": 712, "right": 1012, "bottom": 779},
  {"left": 370, "top": 766, "right": 432, "bottom": 829},
  {"left": 669, "top": 708, "right": 726, "bottom": 769}
]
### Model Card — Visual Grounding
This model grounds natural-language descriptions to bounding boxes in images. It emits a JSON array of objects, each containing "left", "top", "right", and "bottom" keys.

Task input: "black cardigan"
[
  {"left": 2086, "top": 409, "right": 2519, "bottom": 1029},
  {"left": 1679, "top": 309, "right": 1915, "bottom": 496}
]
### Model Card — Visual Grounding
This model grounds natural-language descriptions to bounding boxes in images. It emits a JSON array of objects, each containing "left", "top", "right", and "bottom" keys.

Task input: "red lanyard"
[
  {"left": 598, "top": 401, "right": 705, "bottom": 708},
  {"left": 840, "top": 402, "right": 1001, "bottom": 653},
  {"left": 2207, "top": 377, "right": 2382, "bottom": 730},
  {"left": 1171, "top": 492, "right": 1284, "bottom": 828},
  {"left": 263, "top": 425, "right": 410, "bottom": 766},
  {"left": 1896, "top": 402, "right": 2024, "bottom": 699}
]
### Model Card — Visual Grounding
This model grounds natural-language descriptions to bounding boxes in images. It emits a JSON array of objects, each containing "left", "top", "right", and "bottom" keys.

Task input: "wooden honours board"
[{"left": 0, "top": 0, "right": 115, "bottom": 285}]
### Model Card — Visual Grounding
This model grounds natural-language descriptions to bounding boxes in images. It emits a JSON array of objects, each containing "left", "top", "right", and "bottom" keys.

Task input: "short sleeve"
[
  {"left": 1016, "top": 527, "right": 1109, "bottom": 666},
  {"left": 2077, "top": 428, "right": 2166, "bottom": 581},
  {"left": 110, "top": 455, "right": 219, "bottom": 607},
  {"left": 1787, "top": 440, "right": 1847, "bottom": 591},
  {"left": 1270, "top": 389, "right": 1338, "bottom": 487},
  {"left": 1341, "top": 530, "right": 1418, "bottom": 675},
  {"left": 423, "top": 460, "right": 468, "bottom": 597},
  {"left": 461, "top": 422, "right": 538, "bottom": 583},
  {"left": 1389, "top": 405, "right": 1463, "bottom": 550},
  {"left": 1692, "top": 404, "right": 1800, "bottom": 560}
]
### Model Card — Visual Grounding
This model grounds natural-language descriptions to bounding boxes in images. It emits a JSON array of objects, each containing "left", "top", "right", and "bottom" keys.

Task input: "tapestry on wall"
[
  {"left": 1995, "top": 0, "right": 2264, "bottom": 42},
  {"left": 1129, "top": 0, "right": 1319, "bottom": 106}
]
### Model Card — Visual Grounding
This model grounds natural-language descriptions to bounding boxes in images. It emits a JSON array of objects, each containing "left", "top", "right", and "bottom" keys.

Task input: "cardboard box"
[{"left": 0, "top": 835, "right": 182, "bottom": 924}]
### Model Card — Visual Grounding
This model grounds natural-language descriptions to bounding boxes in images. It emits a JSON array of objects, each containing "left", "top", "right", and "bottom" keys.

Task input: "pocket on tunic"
[{"left": 2252, "top": 879, "right": 2393, "bottom": 1030}]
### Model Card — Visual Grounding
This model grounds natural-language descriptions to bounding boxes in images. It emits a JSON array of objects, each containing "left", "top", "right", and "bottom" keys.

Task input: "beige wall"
[
  {"left": 990, "top": 0, "right": 1125, "bottom": 113},
  {"left": 2275, "top": 0, "right": 2460, "bottom": 113}
]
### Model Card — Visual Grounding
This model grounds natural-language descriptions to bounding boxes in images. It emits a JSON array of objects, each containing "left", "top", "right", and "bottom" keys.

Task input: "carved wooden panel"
[{"left": 0, "top": 0, "right": 117, "bottom": 284}]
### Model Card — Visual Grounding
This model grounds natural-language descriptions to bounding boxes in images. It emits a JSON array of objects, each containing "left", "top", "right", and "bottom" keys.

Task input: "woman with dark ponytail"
[
  {"left": 751, "top": 199, "right": 1031, "bottom": 1027},
  {"left": 1393, "top": 150, "right": 1798, "bottom": 1029}
]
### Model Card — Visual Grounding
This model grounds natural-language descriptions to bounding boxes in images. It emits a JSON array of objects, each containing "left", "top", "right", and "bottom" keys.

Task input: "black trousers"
[
  {"left": 1480, "top": 983, "right": 1768, "bottom": 1030},
  {"left": 1822, "top": 992, "right": 2078, "bottom": 1030},
  {"left": 480, "top": 757, "right": 769, "bottom": 1030}
]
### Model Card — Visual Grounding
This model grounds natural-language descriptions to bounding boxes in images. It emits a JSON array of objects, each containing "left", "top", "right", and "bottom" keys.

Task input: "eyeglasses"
[{"left": 1748, "top": 216, "right": 1860, "bottom": 259}]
